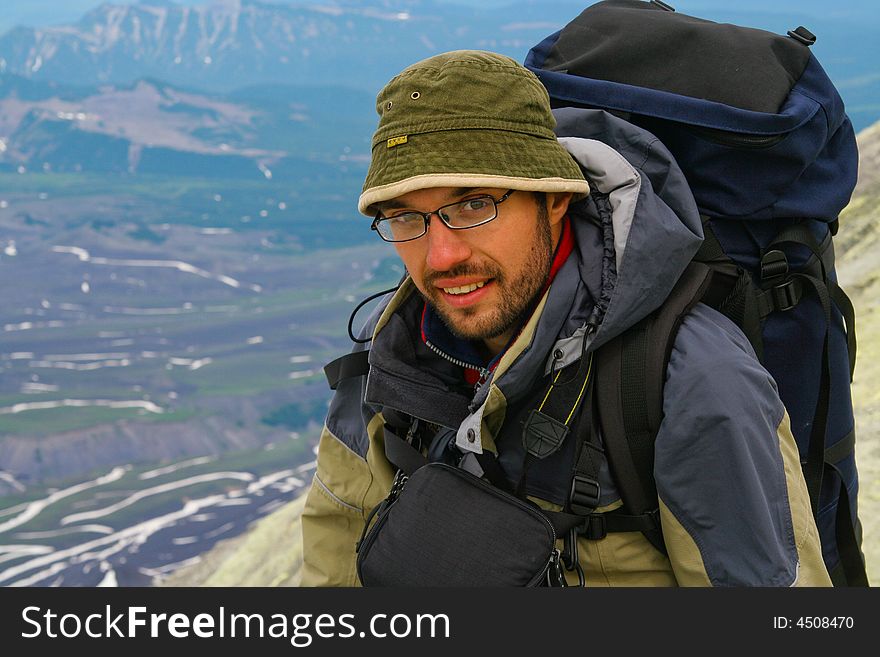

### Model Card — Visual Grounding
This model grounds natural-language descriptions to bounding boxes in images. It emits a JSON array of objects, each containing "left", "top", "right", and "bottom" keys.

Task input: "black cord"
[{"left": 348, "top": 285, "right": 400, "bottom": 344}]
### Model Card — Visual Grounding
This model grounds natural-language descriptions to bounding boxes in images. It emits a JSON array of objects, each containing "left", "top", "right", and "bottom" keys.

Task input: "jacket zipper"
[{"left": 424, "top": 338, "right": 491, "bottom": 385}]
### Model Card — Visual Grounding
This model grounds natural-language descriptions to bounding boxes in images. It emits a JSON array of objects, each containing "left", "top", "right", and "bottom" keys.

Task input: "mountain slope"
[
  {"left": 836, "top": 120, "right": 880, "bottom": 584},
  {"left": 159, "top": 489, "right": 304, "bottom": 586}
]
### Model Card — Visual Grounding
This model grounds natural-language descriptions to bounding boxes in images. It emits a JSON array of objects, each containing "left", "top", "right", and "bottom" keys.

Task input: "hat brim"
[{"left": 359, "top": 129, "right": 589, "bottom": 216}]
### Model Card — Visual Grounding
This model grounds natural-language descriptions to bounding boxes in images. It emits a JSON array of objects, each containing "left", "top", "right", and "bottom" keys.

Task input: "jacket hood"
[{"left": 554, "top": 107, "right": 704, "bottom": 356}]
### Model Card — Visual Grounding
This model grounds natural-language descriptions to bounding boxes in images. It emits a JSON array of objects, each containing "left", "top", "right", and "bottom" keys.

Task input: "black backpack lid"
[{"left": 542, "top": 0, "right": 812, "bottom": 114}]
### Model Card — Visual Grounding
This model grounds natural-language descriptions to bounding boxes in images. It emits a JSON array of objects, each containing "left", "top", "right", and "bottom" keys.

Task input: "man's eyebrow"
[
  {"left": 376, "top": 187, "right": 478, "bottom": 213},
  {"left": 375, "top": 198, "right": 410, "bottom": 212}
]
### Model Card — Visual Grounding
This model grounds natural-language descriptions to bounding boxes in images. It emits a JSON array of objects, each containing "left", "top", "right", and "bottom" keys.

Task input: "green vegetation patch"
[
  {"left": 261, "top": 400, "right": 328, "bottom": 431},
  {"left": 177, "top": 351, "right": 317, "bottom": 397},
  {"left": 126, "top": 224, "right": 167, "bottom": 244},
  {"left": 0, "top": 406, "right": 197, "bottom": 437}
]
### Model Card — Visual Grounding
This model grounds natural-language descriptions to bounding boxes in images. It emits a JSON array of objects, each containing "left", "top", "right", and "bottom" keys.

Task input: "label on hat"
[{"left": 387, "top": 135, "right": 408, "bottom": 148}]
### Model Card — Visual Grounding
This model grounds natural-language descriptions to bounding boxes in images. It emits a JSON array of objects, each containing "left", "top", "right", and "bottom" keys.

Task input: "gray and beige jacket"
[{"left": 300, "top": 111, "right": 831, "bottom": 587}]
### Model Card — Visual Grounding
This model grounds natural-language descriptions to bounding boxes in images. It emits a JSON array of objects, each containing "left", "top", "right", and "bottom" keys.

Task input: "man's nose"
[{"left": 424, "top": 216, "right": 472, "bottom": 272}]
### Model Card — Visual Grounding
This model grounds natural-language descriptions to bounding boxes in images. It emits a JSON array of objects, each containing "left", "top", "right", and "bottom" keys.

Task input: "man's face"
[{"left": 383, "top": 187, "right": 568, "bottom": 355}]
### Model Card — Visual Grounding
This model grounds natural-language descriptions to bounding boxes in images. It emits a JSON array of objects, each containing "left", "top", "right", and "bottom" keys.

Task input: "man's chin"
[{"left": 436, "top": 307, "right": 506, "bottom": 343}]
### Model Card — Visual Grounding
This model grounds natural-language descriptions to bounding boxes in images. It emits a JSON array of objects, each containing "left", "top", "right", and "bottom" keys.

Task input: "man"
[{"left": 300, "top": 50, "right": 831, "bottom": 586}]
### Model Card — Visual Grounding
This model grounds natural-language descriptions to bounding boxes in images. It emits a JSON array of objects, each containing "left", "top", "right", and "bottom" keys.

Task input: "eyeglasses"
[{"left": 371, "top": 190, "right": 515, "bottom": 243}]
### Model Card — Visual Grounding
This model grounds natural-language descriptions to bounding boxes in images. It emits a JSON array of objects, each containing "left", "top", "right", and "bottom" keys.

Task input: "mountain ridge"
[
  {"left": 4, "top": 1, "right": 875, "bottom": 133},
  {"left": 0, "top": 0, "right": 586, "bottom": 93}
]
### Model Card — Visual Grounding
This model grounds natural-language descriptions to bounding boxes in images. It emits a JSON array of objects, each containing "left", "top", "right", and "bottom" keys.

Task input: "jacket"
[{"left": 300, "top": 110, "right": 831, "bottom": 587}]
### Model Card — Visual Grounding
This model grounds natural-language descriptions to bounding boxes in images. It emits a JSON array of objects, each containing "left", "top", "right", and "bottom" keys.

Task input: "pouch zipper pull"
[
  {"left": 389, "top": 470, "right": 409, "bottom": 501},
  {"left": 356, "top": 470, "right": 408, "bottom": 553},
  {"left": 545, "top": 548, "right": 567, "bottom": 587}
]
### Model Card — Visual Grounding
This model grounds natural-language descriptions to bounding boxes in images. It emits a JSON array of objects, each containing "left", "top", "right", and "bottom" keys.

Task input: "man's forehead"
[{"left": 377, "top": 187, "right": 485, "bottom": 212}]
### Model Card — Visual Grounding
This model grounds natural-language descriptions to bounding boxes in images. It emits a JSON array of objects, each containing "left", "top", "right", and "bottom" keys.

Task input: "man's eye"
[
  {"left": 461, "top": 198, "right": 489, "bottom": 212},
  {"left": 389, "top": 213, "right": 421, "bottom": 224}
]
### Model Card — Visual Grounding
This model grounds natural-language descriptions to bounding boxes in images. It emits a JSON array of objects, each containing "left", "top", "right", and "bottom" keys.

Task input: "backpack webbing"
[{"left": 591, "top": 262, "right": 713, "bottom": 553}]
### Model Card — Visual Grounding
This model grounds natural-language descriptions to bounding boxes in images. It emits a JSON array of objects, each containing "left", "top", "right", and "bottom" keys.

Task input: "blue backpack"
[{"left": 526, "top": 0, "right": 865, "bottom": 585}]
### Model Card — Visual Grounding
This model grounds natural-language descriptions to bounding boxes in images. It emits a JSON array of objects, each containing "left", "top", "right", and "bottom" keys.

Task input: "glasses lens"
[
  {"left": 377, "top": 213, "right": 425, "bottom": 242},
  {"left": 444, "top": 196, "right": 496, "bottom": 228}
]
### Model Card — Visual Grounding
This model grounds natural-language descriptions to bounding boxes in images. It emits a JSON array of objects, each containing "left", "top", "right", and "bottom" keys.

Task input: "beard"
[{"left": 422, "top": 202, "right": 554, "bottom": 343}]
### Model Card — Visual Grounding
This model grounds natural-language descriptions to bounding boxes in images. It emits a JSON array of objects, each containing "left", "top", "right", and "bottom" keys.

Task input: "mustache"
[{"left": 423, "top": 263, "right": 503, "bottom": 287}]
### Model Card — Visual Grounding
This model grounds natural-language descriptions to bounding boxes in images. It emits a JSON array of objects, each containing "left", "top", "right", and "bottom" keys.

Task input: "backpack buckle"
[
  {"left": 771, "top": 279, "right": 800, "bottom": 312},
  {"left": 760, "top": 249, "right": 789, "bottom": 281},
  {"left": 581, "top": 513, "right": 607, "bottom": 540},
  {"left": 569, "top": 474, "right": 601, "bottom": 515}
]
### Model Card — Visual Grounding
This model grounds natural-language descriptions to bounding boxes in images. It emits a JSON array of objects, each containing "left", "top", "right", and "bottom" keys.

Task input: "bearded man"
[{"left": 300, "top": 51, "right": 830, "bottom": 587}]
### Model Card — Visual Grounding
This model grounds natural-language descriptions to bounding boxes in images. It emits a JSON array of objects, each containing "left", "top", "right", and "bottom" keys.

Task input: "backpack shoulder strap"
[
  {"left": 324, "top": 350, "right": 370, "bottom": 390},
  {"left": 593, "top": 262, "right": 714, "bottom": 552}
]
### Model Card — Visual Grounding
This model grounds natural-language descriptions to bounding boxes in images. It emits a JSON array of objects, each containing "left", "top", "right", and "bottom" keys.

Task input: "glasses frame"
[{"left": 371, "top": 189, "right": 515, "bottom": 243}]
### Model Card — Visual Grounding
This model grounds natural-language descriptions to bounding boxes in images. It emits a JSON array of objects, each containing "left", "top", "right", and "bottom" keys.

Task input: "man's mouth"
[
  {"left": 432, "top": 277, "right": 494, "bottom": 308},
  {"left": 442, "top": 281, "right": 486, "bottom": 295}
]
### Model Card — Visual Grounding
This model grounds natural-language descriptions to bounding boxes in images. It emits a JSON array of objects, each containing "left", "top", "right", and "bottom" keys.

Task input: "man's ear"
[{"left": 546, "top": 192, "right": 573, "bottom": 227}]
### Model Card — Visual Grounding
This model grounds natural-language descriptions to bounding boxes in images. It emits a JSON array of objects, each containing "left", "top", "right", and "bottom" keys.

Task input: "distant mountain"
[
  {"left": 1, "top": 0, "right": 877, "bottom": 131},
  {"left": 0, "top": 73, "right": 375, "bottom": 178},
  {"left": 0, "top": 0, "right": 583, "bottom": 93}
]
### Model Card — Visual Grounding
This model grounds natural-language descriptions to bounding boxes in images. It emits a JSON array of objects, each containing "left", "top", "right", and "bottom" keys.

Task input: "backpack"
[{"left": 525, "top": 0, "right": 865, "bottom": 585}]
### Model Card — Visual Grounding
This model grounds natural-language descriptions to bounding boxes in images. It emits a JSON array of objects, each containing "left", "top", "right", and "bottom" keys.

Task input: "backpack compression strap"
[
  {"left": 695, "top": 219, "right": 865, "bottom": 585},
  {"left": 757, "top": 224, "right": 866, "bottom": 586},
  {"left": 592, "top": 262, "right": 714, "bottom": 554}
]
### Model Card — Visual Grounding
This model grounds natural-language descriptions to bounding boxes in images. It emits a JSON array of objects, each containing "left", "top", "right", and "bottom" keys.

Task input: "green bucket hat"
[{"left": 358, "top": 50, "right": 589, "bottom": 216}]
